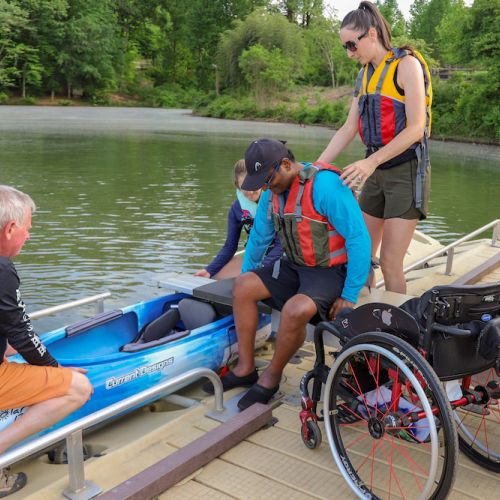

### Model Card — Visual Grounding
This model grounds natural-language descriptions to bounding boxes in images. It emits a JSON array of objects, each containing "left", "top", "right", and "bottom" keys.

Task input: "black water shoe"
[
  {"left": 237, "top": 383, "right": 279, "bottom": 411},
  {"left": 0, "top": 468, "right": 27, "bottom": 498},
  {"left": 202, "top": 369, "right": 258, "bottom": 394}
]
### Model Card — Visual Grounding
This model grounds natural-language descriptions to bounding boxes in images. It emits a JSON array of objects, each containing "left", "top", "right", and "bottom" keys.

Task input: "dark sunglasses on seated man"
[
  {"left": 264, "top": 160, "right": 283, "bottom": 187},
  {"left": 342, "top": 31, "right": 368, "bottom": 52}
]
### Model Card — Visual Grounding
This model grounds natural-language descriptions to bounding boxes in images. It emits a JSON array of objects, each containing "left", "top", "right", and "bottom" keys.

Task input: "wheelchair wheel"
[
  {"left": 455, "top": 367, "right": 500, "bottom": 472},
  {"left": 301, "top": 420, "right": 322, "bottom": 449},
  {"left": 324, "top": 332, "right": 458, "bottom": 500}
]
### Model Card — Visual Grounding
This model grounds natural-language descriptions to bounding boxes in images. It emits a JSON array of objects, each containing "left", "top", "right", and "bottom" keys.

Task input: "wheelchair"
[{"left": 299, "top": 282, "right": 500, "bottom": 499}]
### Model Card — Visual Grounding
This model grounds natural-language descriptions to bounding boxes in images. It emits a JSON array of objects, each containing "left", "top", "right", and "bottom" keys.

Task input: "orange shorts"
[{"left": 0, "top": 360, "right": 73, "bottom": 410}]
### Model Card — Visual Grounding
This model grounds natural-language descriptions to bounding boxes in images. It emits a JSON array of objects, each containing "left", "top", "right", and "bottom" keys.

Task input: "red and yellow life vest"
[
  {"left": 270, "top": 162, "right": 348, "bottom": 268},
  {"left": 354, "top": 48, "right": 432, "bottom": 149}
]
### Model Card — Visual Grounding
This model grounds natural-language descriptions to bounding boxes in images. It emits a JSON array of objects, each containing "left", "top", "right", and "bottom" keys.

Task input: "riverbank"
[
  {"left": 0, "top": 106, "right": 498, "bottom": 163},
  {"left": 3, "top": 82, "right": 498, "bottom": 145}
]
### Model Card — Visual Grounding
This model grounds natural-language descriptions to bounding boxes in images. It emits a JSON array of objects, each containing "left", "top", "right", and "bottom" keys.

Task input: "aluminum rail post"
[{"left": 63, "top": 430, "right": 102, "bottom": 500}]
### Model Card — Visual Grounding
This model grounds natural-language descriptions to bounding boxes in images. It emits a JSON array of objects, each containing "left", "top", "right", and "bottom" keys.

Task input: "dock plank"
[
  {"left": 160, "top": 479, "right": 236, "bottom": 499},
  {"left": 220, "top": 440, "right": 354, "bottom": 499},
  {"left": 173, "top": 459, "right": 315, "bottom": 500}
]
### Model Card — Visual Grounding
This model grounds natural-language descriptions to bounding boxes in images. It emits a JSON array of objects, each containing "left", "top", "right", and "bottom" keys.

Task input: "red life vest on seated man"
[{"left": 269, "top": 162, "right": 349, "bottom": 268}]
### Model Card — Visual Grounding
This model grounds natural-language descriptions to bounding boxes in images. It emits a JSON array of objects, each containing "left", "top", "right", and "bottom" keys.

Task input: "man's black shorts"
[{"left": 251, "top": 259, "right": 346, "bottom": 321}]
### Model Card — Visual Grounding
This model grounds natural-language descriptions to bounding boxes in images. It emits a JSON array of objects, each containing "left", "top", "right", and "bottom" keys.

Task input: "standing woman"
[{"left": 318, "top": 1, "right": 432, "bottom": 293}]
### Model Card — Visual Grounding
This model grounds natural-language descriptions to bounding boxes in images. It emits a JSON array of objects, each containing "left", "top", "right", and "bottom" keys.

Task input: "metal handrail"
[
  {"left": 30, "top": 292, "right": 112, "bottom": 320},
  {"left": 0, "top": 368, "right": 224, "bottom": 499},
  {"left": 376, "top": 219, "right": 500, "bottom": 288}
]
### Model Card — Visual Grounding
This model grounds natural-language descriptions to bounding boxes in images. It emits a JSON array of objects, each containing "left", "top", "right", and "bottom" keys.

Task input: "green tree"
[
  {"left": 57, "top": 0, "right": 120, "bottom": 97},
  {"left": 17, "top": 0, "right": 68, "bottom": 98},
  {"left": 376, "top": 0, "right": 406, "bottom": 37},
  {"left": 218, "top": 8, "right": 305, "bottom": 88},
  {"left": 435, "top": 0, "right": 469, "bottom": 66},
  {"left": 0, "top": 0, "right": 31, "bottom": 90},
  {"left": 408, "top": 0, "right": 428, "bottom": 38},
  {"left": 239, "top": 43, "right": 292, "bottom": 103},
  {"left": 186, "top": 0, "right": 267, "bottom": 89},
  {"left": 303, "top": 15, "right": 358, "bottom": 87},
  {"left": 463, "top": 0, "right": 500, "bottom": 67},
  {"left": 408, "top": 0, "right": 452, "bottom": 54},
  {"left": 276, "top": 0, "right": 325, "bottom": 26},
  {"left": 16, "top": 44, "right": 42, "bottom": 97}
]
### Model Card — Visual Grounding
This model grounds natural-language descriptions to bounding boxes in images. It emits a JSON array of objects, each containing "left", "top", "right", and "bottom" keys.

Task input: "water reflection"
[{"left": 0, "top": 107, "right": 498, "bottom": 331}]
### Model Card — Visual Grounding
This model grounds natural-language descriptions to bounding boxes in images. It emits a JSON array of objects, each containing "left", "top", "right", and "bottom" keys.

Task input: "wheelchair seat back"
[{"left": 420, "top": 283, "right": 500, "bottom": 380}]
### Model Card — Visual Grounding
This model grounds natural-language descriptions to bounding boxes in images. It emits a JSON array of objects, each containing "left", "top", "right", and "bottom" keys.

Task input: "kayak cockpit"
[
  {"left": 45, "top": 294, "right": 232, "bottom": 363},
  {"left": 121, "top": 298, "right": 218, "bottom": 352}
]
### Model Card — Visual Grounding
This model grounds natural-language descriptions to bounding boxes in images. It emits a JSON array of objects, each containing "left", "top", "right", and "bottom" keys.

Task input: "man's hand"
[
  {"left": 194, "top": 269, "right": 210, "bottom": 278},
  {"left": 65, "top": 366, "right": 94, "bottom": 395},
  {"left": 329, "top": 298, "right": 355, "bottom": 320}
]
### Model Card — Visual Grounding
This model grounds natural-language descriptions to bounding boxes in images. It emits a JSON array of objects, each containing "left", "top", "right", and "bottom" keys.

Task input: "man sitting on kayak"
[
  {"left": 206, "top": 138, "right": 371, "bottom": 410},
  {"left": 0, "top": 185, "right": 92, "bottom": 497}
]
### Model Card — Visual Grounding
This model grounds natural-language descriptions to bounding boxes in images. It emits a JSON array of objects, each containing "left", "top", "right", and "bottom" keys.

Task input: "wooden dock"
[
  {"left": 9, "top": 228, "right": 500, "bottom": 500},
  {"left": 13, "top": 339, "right": 499, "bottom": 500}
]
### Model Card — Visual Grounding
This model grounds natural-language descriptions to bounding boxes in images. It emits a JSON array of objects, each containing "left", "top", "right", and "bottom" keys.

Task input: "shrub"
[
  {"left": 432, "top": 71, "right": 499, "bottom": 142},
  {"left": 19, "top": 96, "right": 36, "bottom": 105},
  {"left": 89, "top": 92, "right": 111, "bottom": 106}
]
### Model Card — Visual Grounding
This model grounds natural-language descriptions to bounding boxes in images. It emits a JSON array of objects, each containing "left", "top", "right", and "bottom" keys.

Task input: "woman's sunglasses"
[{"left": 342, "top": 31, "right": 368, "bottom": 52}]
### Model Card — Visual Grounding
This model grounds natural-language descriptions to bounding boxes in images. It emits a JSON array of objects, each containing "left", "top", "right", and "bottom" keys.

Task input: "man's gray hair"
[{"left": 0, "top": 185, "right": 36, "bottom": 229}]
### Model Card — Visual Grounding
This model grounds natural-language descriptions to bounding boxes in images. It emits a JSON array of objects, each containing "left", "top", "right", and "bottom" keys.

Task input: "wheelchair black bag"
[
  {"left": 401, "top": 283, "right": 500, "bottom": 381},
  {"left": 431, "top": 327, "right": 496, "bottom": 380}
]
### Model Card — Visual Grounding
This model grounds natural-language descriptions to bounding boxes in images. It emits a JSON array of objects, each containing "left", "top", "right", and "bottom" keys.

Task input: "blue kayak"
[{"left": 0, "top": 290, "right": 271, "bottom": 437}]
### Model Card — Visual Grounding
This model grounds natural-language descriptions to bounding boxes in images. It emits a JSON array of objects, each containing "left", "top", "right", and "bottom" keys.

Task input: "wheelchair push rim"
[{"left": 324, "top": 338, "right": 454, "bottom": 500}]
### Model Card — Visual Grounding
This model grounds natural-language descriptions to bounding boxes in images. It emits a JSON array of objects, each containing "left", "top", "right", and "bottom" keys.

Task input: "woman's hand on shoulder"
[
  {"left": 194, "top": 269, "right": 211, "bottom": 278},
  {"left": 339, "top": 156, "right": 378, "bottom": 190}
]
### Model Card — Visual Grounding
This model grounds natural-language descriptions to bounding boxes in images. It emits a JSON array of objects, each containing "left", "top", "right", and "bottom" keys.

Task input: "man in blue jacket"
[{"left": 209, "top": 138, "right": 371, "bottom": 410}]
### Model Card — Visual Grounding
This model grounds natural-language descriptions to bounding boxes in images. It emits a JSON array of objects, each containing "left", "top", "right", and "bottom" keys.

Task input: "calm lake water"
[{"left": 0, "top": 106, "right": 498, "bottom": 330}]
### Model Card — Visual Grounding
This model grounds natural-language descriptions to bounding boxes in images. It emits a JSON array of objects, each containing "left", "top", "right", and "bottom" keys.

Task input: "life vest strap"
[
  {"left": 267, "top": 193, "right": 273, "bottom": 221},
  {"left": 414, "top": 128, "right": 430, "bottom": 209},
  {"left": 366, "top": 145, "right": 417, "bottom": 170},
  {"left": 294, "top": 181, "right": 305, "bottom": 222},
  {"left": 375, "top": 57, "right": 395, "bottom": 94},
  {"left": 330, "top": 248, "right": 346, "bottom": 259}
]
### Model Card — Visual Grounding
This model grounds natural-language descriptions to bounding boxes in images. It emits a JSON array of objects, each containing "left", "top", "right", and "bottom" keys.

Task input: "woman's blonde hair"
[{"left": 232, "top": 159, "right": 247, "bottom": 189}]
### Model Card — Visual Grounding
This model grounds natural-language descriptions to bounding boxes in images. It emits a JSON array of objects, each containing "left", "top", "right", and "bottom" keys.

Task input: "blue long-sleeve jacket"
[
  {"left": 206, "top": 199, "right": 282, "bottom": 277},
  {"left": 242, "top": 167, "right": 371, "bottom": 303}
]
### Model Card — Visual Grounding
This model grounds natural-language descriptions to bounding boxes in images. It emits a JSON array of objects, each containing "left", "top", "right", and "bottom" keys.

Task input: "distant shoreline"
[{"left": 1, "top": 104, "right": 499, "bottom": 154}]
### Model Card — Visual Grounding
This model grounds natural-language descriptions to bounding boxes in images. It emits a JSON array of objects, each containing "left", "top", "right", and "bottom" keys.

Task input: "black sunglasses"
[
  {"left": 342, "top": 31, "right": 368, "bottom": 52},
  {"left": 264, "top": 160, "right": 282, "bottom": 187}
]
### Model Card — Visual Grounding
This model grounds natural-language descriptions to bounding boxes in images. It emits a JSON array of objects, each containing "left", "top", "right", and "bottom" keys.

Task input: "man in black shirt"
[{"left": 0, "top": 185, "right": 92, "bottom": 497}]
